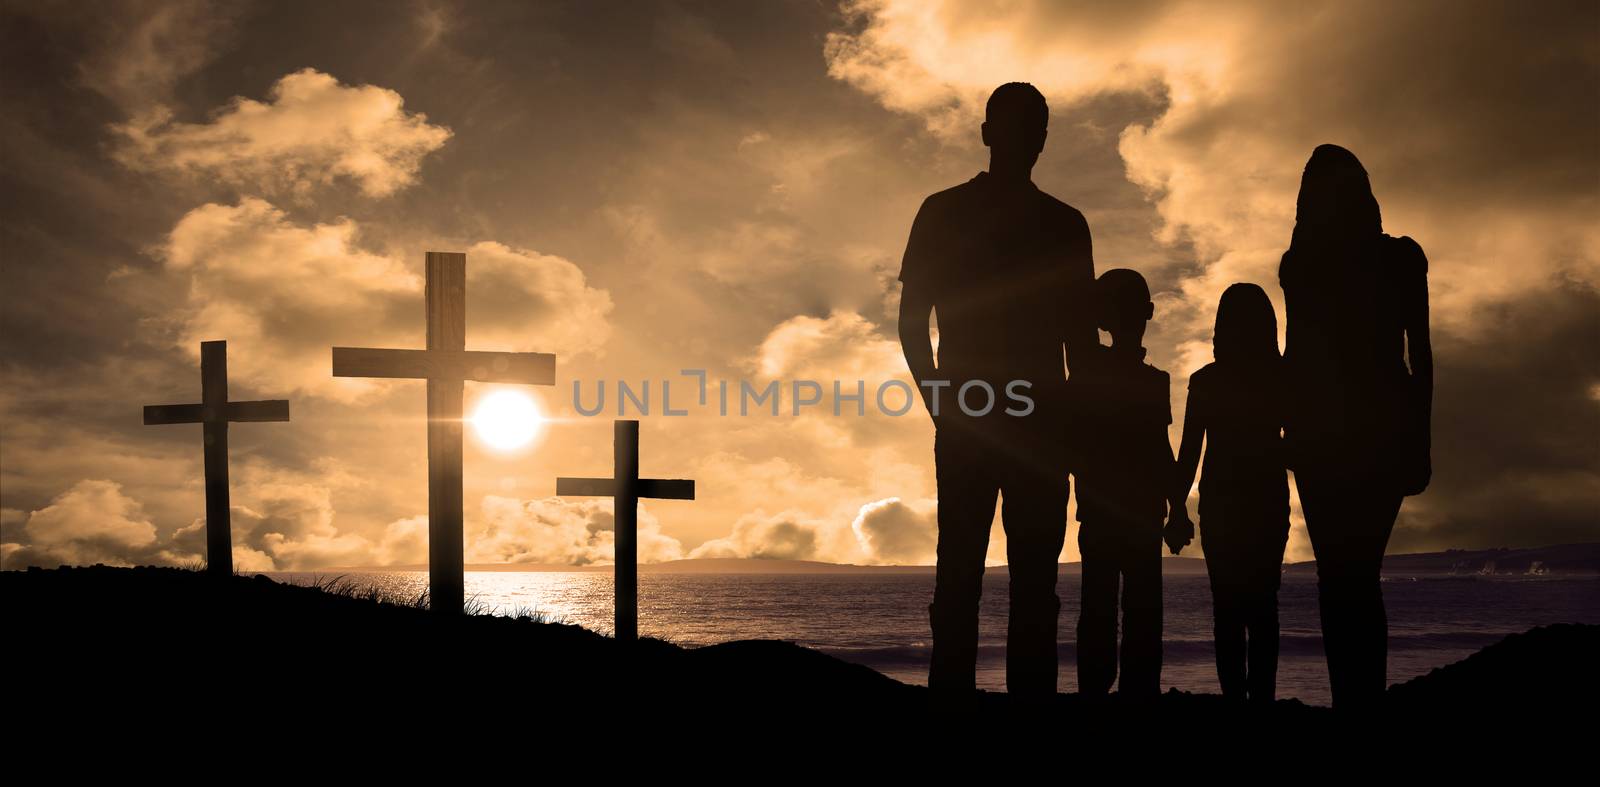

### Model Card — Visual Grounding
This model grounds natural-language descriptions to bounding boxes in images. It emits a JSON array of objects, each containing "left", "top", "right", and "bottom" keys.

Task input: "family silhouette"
[{"left": 898, "top": 83, "right": 1432, "bottom": 710}]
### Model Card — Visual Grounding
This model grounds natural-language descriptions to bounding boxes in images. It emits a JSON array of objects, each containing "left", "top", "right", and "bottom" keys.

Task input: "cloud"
[
  {"left": 684, "top": 497, "right": 946, "bottom": 566},
  {"left": 827, "top": 0, "right": 1600, "bottom": 306},
  {"left": 458, "top": 241, "right": 615, "bottom": 357},
  {"left": 159, "top": 460, "right": 367, "bottom": 571},
  {"left": 471, "top": 496, "right": 684, "bottom": 565},
  {"left": 851, "top": 497, "right": 936, "bottom": 564},
  {"left": 825, "top": 0, "right": 1230, "bottom": 138},
  {"left": 152, "top": 198, "right": 612, "bottom": 400},
  {"left": 2, "top": 480, "right": 158, "bottom": 567},
  {"left": 154, "top": 198, "right": 420, "bottom": 399},
  {"left": 76, "top": 0, "right": 236, "bottom": 114},
  {"left": 1390, "top": 279, "right": 1600, "bottom": 551},
  {"left": 753, "top": 310, "right": 906, "bottom": 383},
  {"left": 373, "top": 516, "right": 429, "bottom": 566},
  {"left": 114, "top": 69, "right": 452, "bottom": 198},
  {"left": 689, "top": 510, "right": 824, "bottom": 560}
]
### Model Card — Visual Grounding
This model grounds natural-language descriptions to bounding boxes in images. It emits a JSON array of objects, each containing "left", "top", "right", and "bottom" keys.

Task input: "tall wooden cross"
[
  {"left": 333, "top": 251, "right": 556, "bottom": 614},
  {"left": 144, "top": 340, "right": 290, "bottom": 576},
  {"left": 557, "top": 420, "right": 694, "bottom": 643}
]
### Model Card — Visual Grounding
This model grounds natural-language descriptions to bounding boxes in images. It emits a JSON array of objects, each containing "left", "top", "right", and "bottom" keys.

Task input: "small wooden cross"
[
  {"left": 144, "top": 340, "right": 290, "bottom": 576},
  {"left": 333, "top": 251, "right": 555, "bottom": 614},
  {"left": 557, "top": 420, "right": 694, "bottom": 643}
]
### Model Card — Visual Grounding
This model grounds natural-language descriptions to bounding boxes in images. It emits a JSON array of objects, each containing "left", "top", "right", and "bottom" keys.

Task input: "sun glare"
[{"left": 471, "top": 390, "right": 544, "bottom": 452}]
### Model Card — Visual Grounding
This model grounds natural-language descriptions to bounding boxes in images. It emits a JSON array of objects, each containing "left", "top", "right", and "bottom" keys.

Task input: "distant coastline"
[{"left": 306, "top": 542, "right": 1600, "bottom": 577}]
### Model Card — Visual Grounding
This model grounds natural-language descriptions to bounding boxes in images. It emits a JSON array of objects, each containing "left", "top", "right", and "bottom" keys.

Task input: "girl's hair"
[{"left": 1214, "top": 283, "right": 1280, "bottom": 365}]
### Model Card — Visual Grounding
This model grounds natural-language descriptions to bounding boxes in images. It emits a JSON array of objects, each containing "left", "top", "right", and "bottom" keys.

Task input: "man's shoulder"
[
  {"left": 921, "top": 178, "right": 984, "bottom": 209},
  {"left": 1033, "top": 188, "right": 1089, "bottom": 230},
  {"left": 1035, "top": 189, "right": 1085, "bottom": 217}
]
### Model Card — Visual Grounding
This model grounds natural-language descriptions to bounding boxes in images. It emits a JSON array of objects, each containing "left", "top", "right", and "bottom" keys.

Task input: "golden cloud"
[
  {"left": 2, "top": 480, "right": 159, "bottom": 567},
  {"left": 155, "top": 199, "right": 612, "bottom": 401},
  {"left": 114, "top": 68, "right": 452, "bottom": 198}
]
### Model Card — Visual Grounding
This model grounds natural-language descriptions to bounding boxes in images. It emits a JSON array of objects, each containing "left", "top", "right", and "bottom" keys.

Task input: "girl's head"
[{"left": 1213, "top": 283, "right": 1280, "bottom": 365}]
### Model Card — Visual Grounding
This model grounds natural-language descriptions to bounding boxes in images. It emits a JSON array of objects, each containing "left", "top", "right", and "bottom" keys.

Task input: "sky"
[{"left": 2, "top": 0, "right": 1596, "bottom": 571}]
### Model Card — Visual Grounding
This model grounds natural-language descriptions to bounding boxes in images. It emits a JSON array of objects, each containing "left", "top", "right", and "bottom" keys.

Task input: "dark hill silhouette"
[
  {"left": 4, "top": 565, "right": 1592, "bottom": 750},
  {"left": 1387, "top": 623, "right": 1598, "bottom": 712}
]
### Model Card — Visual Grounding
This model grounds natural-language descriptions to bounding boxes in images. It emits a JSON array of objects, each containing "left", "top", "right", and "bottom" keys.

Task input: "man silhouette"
[{"left": 897, "top": 82, "right": 1097, "bottom": 704}]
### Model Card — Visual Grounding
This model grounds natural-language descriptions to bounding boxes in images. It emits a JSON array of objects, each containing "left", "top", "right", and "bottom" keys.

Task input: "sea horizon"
[{"left": 302, "top": 542, "right": 1600, "bottom": 576}]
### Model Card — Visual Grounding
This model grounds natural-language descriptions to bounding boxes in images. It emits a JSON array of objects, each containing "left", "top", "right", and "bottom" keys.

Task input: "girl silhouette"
[
  {"left": 1171, "top": 283, "right": 1290, "bottom": 703},
  {"left": 1278, "top": 144, "right": 1433, "bottom": 709}
]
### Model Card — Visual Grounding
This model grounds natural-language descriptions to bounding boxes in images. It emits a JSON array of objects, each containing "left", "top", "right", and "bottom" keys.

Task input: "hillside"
[{"left": 4, "top": 565, "right": 1593, "bottom": 749}]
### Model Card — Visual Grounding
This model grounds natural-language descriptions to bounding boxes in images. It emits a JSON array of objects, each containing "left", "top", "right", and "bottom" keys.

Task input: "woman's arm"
[
  {"left": 1404, "top": 242, "right": 1433, "bottom": 410},
  {"left": 1172, "top": 382, "right": 1205, "bottom": 518},
  {"left": 1401, "top": 238, "right": 1433, "bottom": 493}
]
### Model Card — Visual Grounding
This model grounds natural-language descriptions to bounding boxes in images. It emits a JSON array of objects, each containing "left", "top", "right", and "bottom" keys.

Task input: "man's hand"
[{"left": 1163, "top": 507, "right": 1194, "bottom": 555}]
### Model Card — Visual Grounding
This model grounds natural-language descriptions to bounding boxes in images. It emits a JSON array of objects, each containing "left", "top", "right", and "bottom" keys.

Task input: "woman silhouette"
[{"left": 1279, "top": 144, "right": 1433, "bottom": 709}]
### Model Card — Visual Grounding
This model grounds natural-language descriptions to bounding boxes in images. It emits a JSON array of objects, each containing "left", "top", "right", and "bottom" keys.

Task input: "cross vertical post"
[
  {"left": 557, "top": 420, "right": 694, "bottom": 643},
  {"left": 426, "top": 251, "right": 467, "bottom": 615},
  {"left": 613, "top": 420, "right": 640, "bottom": 643},
  {"left": 201, "top": 341, "right": 232, "bottom": 576},
  {"left": 332, "top": 250, "right": 557, "bottom": 614},
  {"left": 144, "top": 340, "right": 290, "bottom": 577}
]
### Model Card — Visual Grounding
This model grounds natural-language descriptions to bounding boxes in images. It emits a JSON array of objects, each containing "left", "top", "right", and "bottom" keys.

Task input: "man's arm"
[
  {"left": 897, "top": 200, "right": 940, "bottom": 420},
  {"left": 1062, "top": 210, "right": 1098, "bottom": 375},
  {"left": 899, "top": 282, "right": 938, "bottom": 416}
]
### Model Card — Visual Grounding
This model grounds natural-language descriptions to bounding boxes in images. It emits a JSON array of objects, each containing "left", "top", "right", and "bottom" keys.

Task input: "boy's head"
[{"left": 1095, "top": 268, "right": 1154, "bottom": 346}]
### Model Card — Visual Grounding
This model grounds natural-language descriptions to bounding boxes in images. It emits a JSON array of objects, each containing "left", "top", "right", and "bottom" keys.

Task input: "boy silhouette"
[
  {"left": 898, "top": 82, "right": 1097, "bottom": 704},
  {"left": 1070, "top": 268, "right": 1185, "bottom": 699}
]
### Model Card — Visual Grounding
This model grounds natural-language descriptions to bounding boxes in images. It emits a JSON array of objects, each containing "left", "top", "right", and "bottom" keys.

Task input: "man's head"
[
  {"left": 981, "top": 82, "right": 1048, "bottom": 170},
  {"left": 1095, "top": 268, "right": 1154, "bottom": 346}
]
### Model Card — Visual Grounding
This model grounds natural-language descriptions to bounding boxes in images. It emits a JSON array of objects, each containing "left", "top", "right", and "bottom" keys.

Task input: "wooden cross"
[
  {"left": 144, "top": 340, "right": 290, "bottom": 576},
  {"left": 557, "top": 420, "right": 694, "bottom": 643},
  {"left": 333, "top": 251, "right": 556, "bottom": 614}
]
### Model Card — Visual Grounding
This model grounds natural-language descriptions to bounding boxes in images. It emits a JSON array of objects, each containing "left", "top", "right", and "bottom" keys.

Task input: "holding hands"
[{"left": 1164, "top": 505, "right": 1194, "bottom": 555}]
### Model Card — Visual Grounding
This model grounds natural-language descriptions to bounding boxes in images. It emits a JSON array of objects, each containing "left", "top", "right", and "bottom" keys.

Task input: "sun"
[{"left": 471, "top": 389, "right": 544, "bottom": 452}]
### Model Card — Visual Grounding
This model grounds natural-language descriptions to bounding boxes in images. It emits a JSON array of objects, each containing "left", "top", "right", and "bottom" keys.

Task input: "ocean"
[{"left": 271, "top": 569, "right": 1599, "bottom": 706}]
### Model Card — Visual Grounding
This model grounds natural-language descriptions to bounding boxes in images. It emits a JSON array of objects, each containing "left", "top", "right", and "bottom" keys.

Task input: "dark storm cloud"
[{"left": 1396, "top": 278, "right": 1600, "bottom": 550}]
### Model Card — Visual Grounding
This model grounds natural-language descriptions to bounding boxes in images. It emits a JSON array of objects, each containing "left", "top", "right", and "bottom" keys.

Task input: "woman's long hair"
[
  {"left": 1281, "top": 144, "right": 1383, "bottom": 287},
  {"left": 1213, "top": 282, "right": 1280, "bottom": 366}
]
